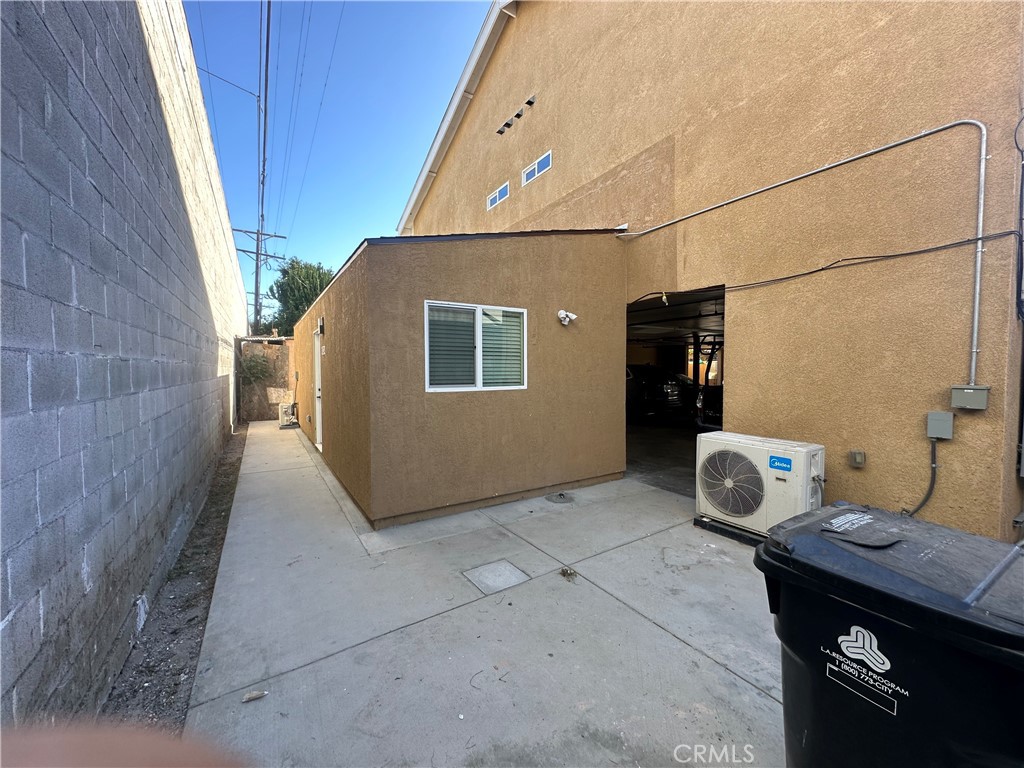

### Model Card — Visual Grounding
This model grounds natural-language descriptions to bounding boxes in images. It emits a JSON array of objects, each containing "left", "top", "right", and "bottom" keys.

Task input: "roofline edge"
[{"left": 396, "top": 0, "right": 514, "bottom": 235}]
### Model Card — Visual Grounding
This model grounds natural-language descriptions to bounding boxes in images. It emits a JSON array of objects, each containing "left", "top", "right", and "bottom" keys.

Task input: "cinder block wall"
[{"left": 0, "top": 0, "right": 247, "bottom": 720}]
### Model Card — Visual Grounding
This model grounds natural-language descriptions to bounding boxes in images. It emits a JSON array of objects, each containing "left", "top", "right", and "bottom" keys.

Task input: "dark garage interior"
[{"left": 625, "top": 287, "right": 725, "bottom": 497}]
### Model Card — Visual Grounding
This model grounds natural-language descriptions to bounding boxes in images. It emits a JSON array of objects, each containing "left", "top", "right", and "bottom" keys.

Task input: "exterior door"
[{"left": 313, "top": 329, "right": 323, "bottom": 449}]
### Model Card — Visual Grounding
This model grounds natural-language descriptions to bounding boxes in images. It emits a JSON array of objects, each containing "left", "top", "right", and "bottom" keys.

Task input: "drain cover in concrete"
[
  {"left": 463, "top": 560, "right": 530, "bottom": 595},
  {"left": 544, "top": 491, "right": 574, "bottom": 504}
]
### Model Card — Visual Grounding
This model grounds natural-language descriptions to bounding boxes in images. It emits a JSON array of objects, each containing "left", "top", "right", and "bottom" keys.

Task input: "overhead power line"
[
  {"left": 197, "top": 65, "right": 260, "bottom": 99},
  {"left": 273, "top": 0, "right": 313, "bottom": 233},
  {"left": 195, "top": 4, "right": 221, "bottom": 154},
  {"left": 267, "top": 2, "right": 285, "bottom": 196},
  {"left": 252, "top": 0, "right": 274, "bottom": 330},
  {"left": 283, "top": 1, "right": 348, "bottom": 258}
]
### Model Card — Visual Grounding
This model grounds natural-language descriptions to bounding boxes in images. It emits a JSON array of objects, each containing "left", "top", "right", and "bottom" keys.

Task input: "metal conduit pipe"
[{"left": 618, "top": 120, "right": 989, "bottom": 384}]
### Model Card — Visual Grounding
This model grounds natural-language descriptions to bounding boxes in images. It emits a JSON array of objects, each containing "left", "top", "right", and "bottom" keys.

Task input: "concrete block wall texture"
[{"left": 0, "top": 0, "right": 247, "bottom": 720}]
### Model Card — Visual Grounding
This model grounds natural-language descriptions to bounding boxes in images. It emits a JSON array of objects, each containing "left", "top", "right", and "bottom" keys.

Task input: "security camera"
[{"left": 557, "top": 310, "right": 578, "bottom": 326}]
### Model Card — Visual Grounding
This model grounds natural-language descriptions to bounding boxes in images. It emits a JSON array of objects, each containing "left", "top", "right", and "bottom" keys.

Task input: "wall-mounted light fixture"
[
  {"left": 557, "top": 310, "right": 578, "bottom": 326},
  {"left": 318, "top": 316, "right": 325, "bottom": 335}
]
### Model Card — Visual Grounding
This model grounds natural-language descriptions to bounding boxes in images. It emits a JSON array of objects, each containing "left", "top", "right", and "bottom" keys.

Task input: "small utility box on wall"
[
  {"left": 951, "top": 385, "right": 989, "bottom": 410},
  {"left": 927, "top": 411, "right": 954, "bottom": 440}
]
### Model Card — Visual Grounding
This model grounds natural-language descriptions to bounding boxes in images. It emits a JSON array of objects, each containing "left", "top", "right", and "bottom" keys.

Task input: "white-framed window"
[
  {"left": 424, "top": 301, "right": 527, "bottom": 392},
  {"left": 487, "top": 181, "right": 510, "bottom": 210},
  {"left": 521, "top": 150, "right": 552, "bottom": 186}
]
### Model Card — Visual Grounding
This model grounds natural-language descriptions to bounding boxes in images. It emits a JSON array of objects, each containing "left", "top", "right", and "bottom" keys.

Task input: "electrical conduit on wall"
[{"left": 619, "top": 120, "right": 991, "bottom": 386}]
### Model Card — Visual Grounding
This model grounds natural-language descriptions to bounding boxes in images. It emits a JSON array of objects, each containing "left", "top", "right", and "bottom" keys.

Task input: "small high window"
[
  {"left": 425, "top": 301, "right": 527, "bottom": 391},
  {"left": 487, "top": 182, "right": 510, "bottom": 210},
  {"left": 522, "top": 150, "right": 552, "bottom": 186}
]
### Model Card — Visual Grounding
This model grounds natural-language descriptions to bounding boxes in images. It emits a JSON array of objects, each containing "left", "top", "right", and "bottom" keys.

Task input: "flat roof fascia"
[
  {"left": 295, "top": 227, "right": 620, "bottom": 331},
  {"left": 370, "top": 228, "right": 624, "bottom": 246}
]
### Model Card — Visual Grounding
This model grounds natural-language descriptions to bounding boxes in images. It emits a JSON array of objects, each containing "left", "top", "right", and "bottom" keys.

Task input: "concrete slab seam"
[
  {"left": 564, "top": 519, "right": 695, "bottom": 567},
  {"left": 236, "top": 464, "right": 316, "bottom": 477},
  {"left": 485, "top": 515, "right": 779, "bottom": 703},
  {"left": 186, "top": 567, "right": 544, "bottom": 712},
  {"left": 495, "top": 512, "right": 693, "bottom": 570},
  {"left": 575, "top": 568, "right": 783, "bottom": 705},
  {"left": 294, "top": 429, "right": 372, "bottom": 551}
]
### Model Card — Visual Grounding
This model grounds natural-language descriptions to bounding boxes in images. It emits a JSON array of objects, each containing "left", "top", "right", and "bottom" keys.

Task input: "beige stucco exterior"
[
  {"left": 294, "top": 232, "right": 627, "bottom": 527},
  {"left": 405, "top": 2, "right": 1024, "bottom": 540},
  {"left": 294, "top": 255, "right": 373, "bottom": 511}
]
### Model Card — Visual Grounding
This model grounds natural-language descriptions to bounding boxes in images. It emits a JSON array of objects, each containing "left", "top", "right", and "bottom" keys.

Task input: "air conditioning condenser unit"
[
  {"left": 279, "top": 401, "right": 298, "bottom": 428},
  {"left": 696, "top": 431, "right": 825, "bottom": 536}
]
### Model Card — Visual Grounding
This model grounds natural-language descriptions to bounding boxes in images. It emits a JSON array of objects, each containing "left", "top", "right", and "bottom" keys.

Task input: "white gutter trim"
[{"left": 397, "top": 1, "right": 515, "bottom": 234}]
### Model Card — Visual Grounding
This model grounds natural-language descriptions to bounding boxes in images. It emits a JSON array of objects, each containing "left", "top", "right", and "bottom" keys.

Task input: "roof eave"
[{"left": 397, "top": 0, "right": 516, "bottom": 235}]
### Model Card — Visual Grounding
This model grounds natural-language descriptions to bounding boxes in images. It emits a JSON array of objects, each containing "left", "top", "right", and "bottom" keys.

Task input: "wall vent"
[{"left": 495, "top": 95, "right": 536, "bottom": 135}]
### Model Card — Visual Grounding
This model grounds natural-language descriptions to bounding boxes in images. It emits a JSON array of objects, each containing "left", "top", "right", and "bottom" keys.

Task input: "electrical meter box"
[{"left": 951, "top": 385, "right": 989, "bottom": 410}]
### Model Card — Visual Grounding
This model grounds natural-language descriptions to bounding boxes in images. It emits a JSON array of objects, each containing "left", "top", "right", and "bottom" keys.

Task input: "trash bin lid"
[{"left": 755, "top": 504, "right": 1024, "bottom": 653}]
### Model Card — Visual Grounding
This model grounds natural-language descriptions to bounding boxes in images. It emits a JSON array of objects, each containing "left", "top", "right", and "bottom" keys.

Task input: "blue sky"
[{"left": 182, "top": 0, "right": 490, "bottom": 318}]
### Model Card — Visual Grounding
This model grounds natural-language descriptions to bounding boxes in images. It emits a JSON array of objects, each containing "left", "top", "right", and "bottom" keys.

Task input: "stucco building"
[
  {"left": 294, "top": 231, "right": 626, "bottom": 527},
  {"left": 298, "top": 1, "right": 1023, "bottom": 540}
]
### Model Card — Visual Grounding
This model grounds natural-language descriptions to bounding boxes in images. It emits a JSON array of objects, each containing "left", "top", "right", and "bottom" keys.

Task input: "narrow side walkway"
[{"left": 186, "top": 421, "right": 783, "bottom": 767}]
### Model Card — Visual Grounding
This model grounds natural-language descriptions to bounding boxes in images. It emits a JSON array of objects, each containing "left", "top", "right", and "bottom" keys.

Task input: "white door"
[{"left": 313, "top": 329, "right": 323, "bottom": 450}]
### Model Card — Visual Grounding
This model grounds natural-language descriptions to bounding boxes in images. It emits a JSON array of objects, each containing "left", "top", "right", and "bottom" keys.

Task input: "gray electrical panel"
[
  {"left": 927, "top": 411, "right": 954, "bottom": 440},
  {"left": 951, "top": 385, "right": 989, "bottom": 410}
]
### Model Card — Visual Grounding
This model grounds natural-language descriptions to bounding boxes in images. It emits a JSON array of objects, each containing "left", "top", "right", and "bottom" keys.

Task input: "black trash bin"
[{"left": 753, "top": 503, "right": 1024, "bottom": 768}]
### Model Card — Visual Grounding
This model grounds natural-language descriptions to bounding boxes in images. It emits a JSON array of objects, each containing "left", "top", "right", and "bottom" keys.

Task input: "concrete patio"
[{"left": 185, "top": 422, "right": 784, "bottom": 766}]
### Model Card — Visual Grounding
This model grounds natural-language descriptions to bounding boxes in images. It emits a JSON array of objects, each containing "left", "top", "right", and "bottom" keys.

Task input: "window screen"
[
  {"left": 425, "top": 302, "right": 527, "bottom": 391},
  {"left": 482, "top": 309, "right": 524, "bottom": 387},
  {"left": 427, "top": 305, "right": 475, "bottom": 387}
]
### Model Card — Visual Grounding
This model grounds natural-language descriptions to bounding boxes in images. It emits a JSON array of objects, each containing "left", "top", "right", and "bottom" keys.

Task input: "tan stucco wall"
[
  {"left": 294, "top": 257, "right": 372, "bottom": 511},
  {"left": 409, "top": 2, "right": 1024, "bottom": 539},
  {"left": 365, "top": 233, "right": 627, "bottom": 524},
  {"left": 296, "top": 234, "right": 627, "bottom": 526}
]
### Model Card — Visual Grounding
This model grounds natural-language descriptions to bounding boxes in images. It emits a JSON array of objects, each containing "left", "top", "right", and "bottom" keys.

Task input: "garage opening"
[{"left": 625, "top": 286, "right": 725, "bottom": 497}]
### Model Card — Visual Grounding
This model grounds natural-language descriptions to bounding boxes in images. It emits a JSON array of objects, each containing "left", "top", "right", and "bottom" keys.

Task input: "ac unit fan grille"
[{"left": 699, "top": 449, "right": 765, "bottom": 517}]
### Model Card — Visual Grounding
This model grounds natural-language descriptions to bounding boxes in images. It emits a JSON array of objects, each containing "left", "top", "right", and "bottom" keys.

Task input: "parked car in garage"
[
  {"left": 696, "top": 385, "right": 723, "bottom": 430},
  {"left": 626, "top": 364, "right": 693, "bottom": 418},
  {"left": 696, "top": 342, "right": 724, "bottom": 429}
]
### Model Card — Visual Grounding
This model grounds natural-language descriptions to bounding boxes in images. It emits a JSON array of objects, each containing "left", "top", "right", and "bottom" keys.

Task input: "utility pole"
[
  {"left": 201, "top": 0, "right": 277, "bottom": 332},
  {"left": 253, "top": 0, "right": 273, "bottom": 331},
  {"left": 233, "top": 227, "right": 285, "bottom": 331}
]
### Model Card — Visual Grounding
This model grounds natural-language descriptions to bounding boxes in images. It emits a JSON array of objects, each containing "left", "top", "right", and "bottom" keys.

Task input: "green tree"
[{"left": 267, "top": 258, "right": 334, "bottom": 336}]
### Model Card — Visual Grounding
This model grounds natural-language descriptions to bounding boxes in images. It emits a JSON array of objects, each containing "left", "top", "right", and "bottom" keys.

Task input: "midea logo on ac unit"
[{"left": 838, "top": 625, "right": 891, "bottom": 673}]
